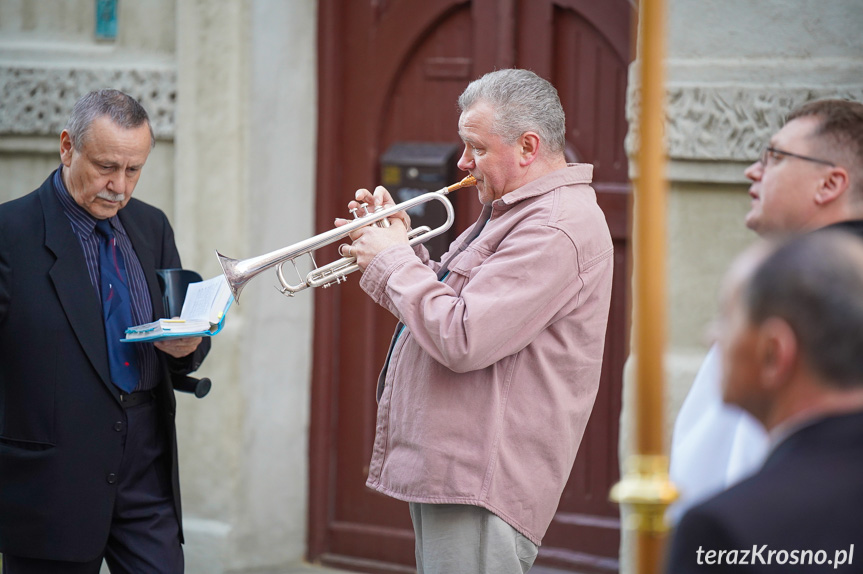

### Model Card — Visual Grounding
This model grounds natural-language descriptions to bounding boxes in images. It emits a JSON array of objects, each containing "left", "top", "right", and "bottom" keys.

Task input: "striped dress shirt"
[{"left": 53, "top": 167, "right": 160, "bottom": 391}]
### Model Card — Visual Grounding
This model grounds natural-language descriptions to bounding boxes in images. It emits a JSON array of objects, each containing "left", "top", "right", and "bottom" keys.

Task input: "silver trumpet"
[{"left": 216, "top": 175, "right": 477, "bottom": 302}]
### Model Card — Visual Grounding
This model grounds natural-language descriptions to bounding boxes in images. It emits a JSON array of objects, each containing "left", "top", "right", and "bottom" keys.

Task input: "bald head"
[
  {"left": 719, "top": 231, "right": 863, "bottom": 429},
  {"left": 745, "top": 231, "right": 863, "bottom": 387}
]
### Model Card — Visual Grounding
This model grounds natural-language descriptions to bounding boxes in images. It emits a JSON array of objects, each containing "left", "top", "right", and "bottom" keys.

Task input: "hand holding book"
[{"left": 122, "top": 275, "right": 234, "bottom": 342}]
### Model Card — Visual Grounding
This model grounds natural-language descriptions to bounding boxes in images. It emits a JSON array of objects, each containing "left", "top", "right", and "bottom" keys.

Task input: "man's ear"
[
  {"left": 757, "top": 317, "right": 798, "bottom": 391},
  {"left": 814, "top": 166, "right": 850, "bottom": 205},
  {"left": 60, "top": 130, "right": 74, "bottom": 167},
  {"left": 519, "top": 132, "right": 540, "bottom": 166}
]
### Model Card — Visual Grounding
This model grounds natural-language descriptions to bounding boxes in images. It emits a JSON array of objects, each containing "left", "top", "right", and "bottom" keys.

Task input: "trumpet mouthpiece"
[{"left": 448, "top": 174, "right": 477, "bottom": 192}]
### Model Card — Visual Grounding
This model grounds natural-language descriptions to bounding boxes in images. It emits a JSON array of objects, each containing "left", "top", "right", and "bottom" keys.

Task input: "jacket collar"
[
  {"left": 763, "top": 410, "right": 863, "bottom": 470},
  {"left": 496, "top": 163, "right": 594, "bottom": 208}
]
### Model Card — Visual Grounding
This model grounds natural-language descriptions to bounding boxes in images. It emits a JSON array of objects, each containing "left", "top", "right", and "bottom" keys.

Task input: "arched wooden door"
[{"left": 309, "top": 1, "right": 633, "bottom": 572}]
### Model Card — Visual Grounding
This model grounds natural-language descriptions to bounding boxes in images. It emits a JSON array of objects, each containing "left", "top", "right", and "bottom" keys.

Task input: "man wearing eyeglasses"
[
  {"left": 669, "top": 98, "right": 863, "bottom": 522},
  {"left": 744, "top": 102, "right": 862, "bottom": 235}
]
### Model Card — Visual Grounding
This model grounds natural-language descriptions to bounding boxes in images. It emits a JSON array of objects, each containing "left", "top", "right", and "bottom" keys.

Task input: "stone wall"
[{"left": 0, "top": 1, "right": 318, "bottom": 572}]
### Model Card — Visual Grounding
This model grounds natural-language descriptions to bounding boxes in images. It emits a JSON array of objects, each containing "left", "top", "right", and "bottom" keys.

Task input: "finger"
[
  {"left": 393, "top": 209, "right": 411, "bottom": 227},
  {"left": 389, "top": 217, "right": 407, "bottom": 231},
  {"left": 348, "top": 225, "right": 371, "bottom": 242},
  {"left": 384, "top": 208, "right": 410, "bottom": 230},
  {"left": 354, "top": 188, "right": 374, "bottom": 205},
  {"left": 338, "top": 243, "right": 353, "bottom": 258},
  {"left": 373, "top": 185, "right": 395, "bottom": 208}
]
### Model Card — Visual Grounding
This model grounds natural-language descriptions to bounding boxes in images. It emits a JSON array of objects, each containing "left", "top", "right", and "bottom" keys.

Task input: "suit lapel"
[{"left": 39, "top": 183, "right": 113, "bottom": 389}]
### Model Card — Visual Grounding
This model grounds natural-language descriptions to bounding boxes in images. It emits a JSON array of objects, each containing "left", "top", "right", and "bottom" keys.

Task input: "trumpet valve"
[
  {"left": 322, "top": 275, "right": 347, "bottom": 289},
  {"left": 350, "top": 203, "right": 373, "bottom": 219},
  {"left": 373, "top": 205, "right": 391, "bottom": 228}
]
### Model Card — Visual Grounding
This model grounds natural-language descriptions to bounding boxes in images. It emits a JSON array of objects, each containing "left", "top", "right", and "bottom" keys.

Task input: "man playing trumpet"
[{"left": 336, "top": 68, "right": 614, "bottom": 574}]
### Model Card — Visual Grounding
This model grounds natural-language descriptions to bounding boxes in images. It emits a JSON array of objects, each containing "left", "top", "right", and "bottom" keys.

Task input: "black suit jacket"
[
  {"left": 0, "top": 172, "right": 210, "bottom": 561},
  {"left": 666, "top": 411, "right": 863, "bottom": 573}
]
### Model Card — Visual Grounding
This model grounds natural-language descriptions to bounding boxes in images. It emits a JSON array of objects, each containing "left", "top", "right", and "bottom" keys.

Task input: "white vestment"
[{"left": 668, "top": 344, "right": 770, "bottom": 522}]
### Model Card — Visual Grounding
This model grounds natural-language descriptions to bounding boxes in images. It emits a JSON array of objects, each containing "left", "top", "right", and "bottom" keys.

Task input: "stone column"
[{"left": 174, "top": 0, "right": 316, "bottom": 572}]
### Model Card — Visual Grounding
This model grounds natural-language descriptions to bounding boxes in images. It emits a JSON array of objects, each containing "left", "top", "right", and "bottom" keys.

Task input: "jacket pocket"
[
  {"left": 0, "top": 436, "right": 54, "bottom": 451},
  {"left": 444, "top": 246, "right": 492, "bottom": 293},
  {"left": 0, "top": 362, "right": 58, "bottom": 445}
]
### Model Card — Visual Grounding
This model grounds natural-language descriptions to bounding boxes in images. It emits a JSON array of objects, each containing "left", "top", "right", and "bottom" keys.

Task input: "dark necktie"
[{"left": 95, "top": 219, "right": 139, "bottom": 392}]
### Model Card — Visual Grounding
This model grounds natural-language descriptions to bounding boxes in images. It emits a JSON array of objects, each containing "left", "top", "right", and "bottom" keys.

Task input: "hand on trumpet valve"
[
  {"left": 334, "top": 185, "right": 411, "bottom": 271},
  {"left": 352, "top": 186, "right": 411, "bottom": 229}
]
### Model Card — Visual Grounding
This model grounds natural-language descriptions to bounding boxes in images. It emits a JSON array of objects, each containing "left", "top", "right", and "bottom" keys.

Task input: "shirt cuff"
[{"left": 359, "top": 243, "right": 417, "bottom": 305}]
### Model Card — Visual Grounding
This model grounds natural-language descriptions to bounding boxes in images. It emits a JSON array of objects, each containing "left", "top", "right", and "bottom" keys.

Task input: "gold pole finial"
[{"left": 610, "top": 455, "right": 678, "bottom": 534}]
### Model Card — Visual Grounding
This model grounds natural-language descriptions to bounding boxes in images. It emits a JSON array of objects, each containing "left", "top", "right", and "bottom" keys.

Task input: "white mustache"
[{"left": 97, "top": 191, "right": 125, "bottom": 202}]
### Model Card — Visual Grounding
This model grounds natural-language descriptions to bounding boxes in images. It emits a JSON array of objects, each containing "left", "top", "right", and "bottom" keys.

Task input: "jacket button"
[
  {"left": 114, "top": 421, "right": 124, "bottom": 432},
  {"left": 107, "top": 473, "right": 117, "bottom": 484}
]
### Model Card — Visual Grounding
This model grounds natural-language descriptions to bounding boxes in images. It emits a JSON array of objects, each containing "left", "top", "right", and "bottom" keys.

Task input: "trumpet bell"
[{"left": 216, "top": 252, "right": 247, "bottom": 302}]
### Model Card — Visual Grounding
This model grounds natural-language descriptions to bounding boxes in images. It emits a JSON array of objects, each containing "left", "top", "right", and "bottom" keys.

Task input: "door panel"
[
  {"left": 528, "top": 4, "right": 632, "bottom": 572},
  {"left": 311, "top": 1, "right": 633, "bottom": 571}
]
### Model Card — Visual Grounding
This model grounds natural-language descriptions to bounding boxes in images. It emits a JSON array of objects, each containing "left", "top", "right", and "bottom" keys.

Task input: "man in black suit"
[
  {"left": 0, "top": 90, "right": 210, "bottom": 573},
  {"left": 665, "top": 231, "right": 863, "bottom": 573}
]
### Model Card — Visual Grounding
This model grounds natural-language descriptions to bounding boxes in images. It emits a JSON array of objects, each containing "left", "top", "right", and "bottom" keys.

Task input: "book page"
[
  {"left": 160, "top": 318, "right": 212, "bottom": 333},
  {"left": 180, "top": 275, "right": 229, "bottom": 322},
  {"left": 123, "top": 318, "right": 215, "bottom": 341}
]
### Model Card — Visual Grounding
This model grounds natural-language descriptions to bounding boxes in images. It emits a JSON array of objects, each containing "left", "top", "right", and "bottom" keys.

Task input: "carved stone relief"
[
  {"left": 627, "top": 84, "right": 863, "bottom": 162},
  {"left": 0, "top": 65, "right": 176, "bottom": 139}
]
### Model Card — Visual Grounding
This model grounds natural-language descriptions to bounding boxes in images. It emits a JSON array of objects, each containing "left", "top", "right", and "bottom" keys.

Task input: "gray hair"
[
  {"left": 64, "top": 89, "right": 154, "bottom": 150},
  {"left": 458, "top": 69, "right": 566, "bottom": 155},
  {"left": 745, "top": 230, "right": 863, "bottom": 388}
]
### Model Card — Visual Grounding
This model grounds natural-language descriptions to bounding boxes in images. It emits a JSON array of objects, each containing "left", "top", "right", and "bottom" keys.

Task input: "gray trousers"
[{"left": 409, "top": 503, "right": 538, "bottom": 574}]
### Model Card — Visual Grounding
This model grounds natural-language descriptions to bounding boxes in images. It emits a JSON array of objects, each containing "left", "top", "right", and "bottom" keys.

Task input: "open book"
[{"left": 122, "top": 275, "right": 234, "bottom": 342}]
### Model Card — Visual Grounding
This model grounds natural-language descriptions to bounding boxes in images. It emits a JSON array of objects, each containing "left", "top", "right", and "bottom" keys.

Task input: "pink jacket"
[{"left": 359, "top": 164, "right": 614, "bottom": 544}]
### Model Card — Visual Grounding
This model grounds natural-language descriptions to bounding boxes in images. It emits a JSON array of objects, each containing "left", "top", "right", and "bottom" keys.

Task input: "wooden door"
[{"left": 309, "top": 1, "right": 633, "bottom": 572}]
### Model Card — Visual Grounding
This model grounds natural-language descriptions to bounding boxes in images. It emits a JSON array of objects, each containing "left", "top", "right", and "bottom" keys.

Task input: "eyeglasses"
[{"left": 759, "top": 146, "right": 835, "bottom": 168}]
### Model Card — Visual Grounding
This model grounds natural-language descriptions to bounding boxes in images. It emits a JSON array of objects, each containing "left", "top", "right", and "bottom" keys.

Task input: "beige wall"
[
  {"left": 0, "top": 0, "right": 177, "bottom": 213},
  {"left": 0, "top": 1, "right": 319, "bottom": 572},
  {"left": 173, "top": 1, "right": 318, "bottom": 571}
]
